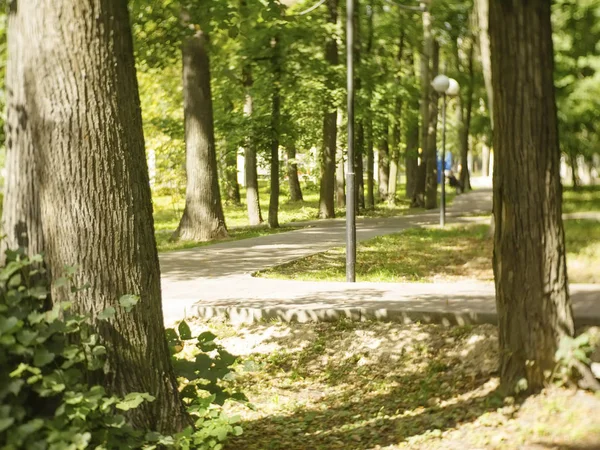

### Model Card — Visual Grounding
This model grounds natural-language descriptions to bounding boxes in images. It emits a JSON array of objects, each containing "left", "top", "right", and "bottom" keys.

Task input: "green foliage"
[
  {"left": 553, "top": 329, "right": 599, "bottom": 387},
  {"left": 0, "top": 252, "right": 243, "bottom": 449}
]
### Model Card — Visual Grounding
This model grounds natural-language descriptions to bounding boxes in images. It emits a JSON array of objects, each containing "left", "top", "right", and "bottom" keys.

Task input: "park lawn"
[
  {"left": 563, "top": 185, "right": 600, "bottom": 213},
  {"left": 183, "top": 319, "right": 600, "bottom": 450},
  {"left": 259, "top": 219, "right": 600, "bottom": 284},
  {"left": 152, "top": 180, "right": 439, "bottom": 251}
]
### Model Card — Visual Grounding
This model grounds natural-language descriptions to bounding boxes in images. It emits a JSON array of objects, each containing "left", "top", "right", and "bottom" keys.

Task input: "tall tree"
[
  {"left": 268, "top": 35, "right": 282, "bottom": 229},
  {"left": 424, "top": 41, "right": 440, "bottom": 210},
  {"left": 9, "top": 0, "right": 189, "bottom": 430},
  {"left": 378, "top": 121, "right": 390, "bottom": 201},
  {"left": 364, "top": 6, "right": 375, "bottom": 209},
  {"left": 319, "top": 0, "right": 339, "bottom": 219},
  {"left": 404, "top": 49, "right": 420, "bottom": 200},
  {"left": 490, "top": 0, "right": 574, "bottom": 393},
  {"left": 175, "top": 32, "right": 228, "bottom": 241},
  {"left": 1, "top": 2, "right": 43, "bottom": 260},
  {"left": 387, "top": 32, "right": 405, "bottom": 205},
  {"left": 456, "top": 36, "right": 474, "bottom": 191}
]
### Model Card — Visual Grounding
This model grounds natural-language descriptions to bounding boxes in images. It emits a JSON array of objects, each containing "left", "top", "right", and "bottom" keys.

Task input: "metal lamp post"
[
  {"left": 345, "top": 0, "right": 356, "bottom": 282},
  {"left": 431, "top": 75, "right": 459, "bottom": 227}
]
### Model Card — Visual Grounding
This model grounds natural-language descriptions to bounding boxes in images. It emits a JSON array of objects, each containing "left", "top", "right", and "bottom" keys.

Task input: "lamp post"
[
  {"left": 431, "top": 74, "right": 459, "bottom": 227},
  {"left": 345, "top": 0, "right": 356, "bottom": 282}
]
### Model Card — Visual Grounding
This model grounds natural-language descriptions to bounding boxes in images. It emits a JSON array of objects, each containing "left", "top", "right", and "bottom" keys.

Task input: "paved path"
[{"left": 159, "top": 187, "right": 600, "bottom": 327}]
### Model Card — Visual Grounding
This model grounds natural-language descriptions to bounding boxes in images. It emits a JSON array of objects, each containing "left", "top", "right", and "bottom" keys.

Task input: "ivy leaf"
[
  {"left": 98, "top": 306, "right": 116, "bottom": 321},
  {"left": 33, "top": 348, "right": 55, "bottom": 367},
  {"left": 178, "top": 320, "right": 193, "bottom": 340},
  {"left": 119, "top": 295, "right": 139, "bottom": 312},
  {"left": 116, "top": 392, "right": 155, "bottom": 411}
]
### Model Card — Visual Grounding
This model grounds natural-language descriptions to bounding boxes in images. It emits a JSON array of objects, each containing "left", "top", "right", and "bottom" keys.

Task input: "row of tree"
[{"left": 0, "top": 0, "right": 596, "bottom": 432}]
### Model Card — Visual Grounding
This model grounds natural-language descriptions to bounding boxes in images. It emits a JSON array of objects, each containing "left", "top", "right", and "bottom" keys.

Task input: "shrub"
[{"left": 0, "top": 250, "right": 243, "bottom": 449}]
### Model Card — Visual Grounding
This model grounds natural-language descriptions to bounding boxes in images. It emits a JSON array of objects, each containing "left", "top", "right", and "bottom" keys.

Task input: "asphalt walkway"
[{"left": 159, "top": 186, "right": 600, "bottom": 327}]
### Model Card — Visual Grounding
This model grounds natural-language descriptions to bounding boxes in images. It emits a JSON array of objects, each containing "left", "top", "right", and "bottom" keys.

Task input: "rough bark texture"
[
  {"left": 319, "top": 0, "right": 338, "bottom": 219},
  {"left": 286, "top": 144, "right": 303, "bottom": 201},
  {"left": 424, "top": 42, "right": 440, "bottom": 210},
  {"left": 268, "top": 37, "right": 281, "bottom": 229},
  {"left": 413, "top": 3, "right": 432, "bottom": 208},
  {"left": 378, "top": 122, "right": 390, "bottom": 202},
  {"left": 1, "top": 2, "right": 44, "bottom": 261},
  {"left": 175, "top": 33, "right": 228, "bottom": 241},
  {"left": 490, "top": 0, "right": 574, "bottom": 393},
  {"left": 15, "top": 0, "right": 189, "bottom": 431},
  {"left": 242, "top": 67, "right": 263, "bottom": 225}
]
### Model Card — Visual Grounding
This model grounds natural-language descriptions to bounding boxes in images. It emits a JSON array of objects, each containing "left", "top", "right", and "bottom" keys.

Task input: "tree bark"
[
  {"left": 335, "top": 146, "right": 345, "bottom": 208},
  {"left": 319, "top": 0, "right": 338, "bottom": 219},
  {"left": 475, "top": 0, "right": 494, "bottom": 130},
  {"left": 175, "top": 33, "right": 228, "bottom": 241},
  {"left": 490, "top": 0, "right": 574, "bottom": 394},
  {"left": 405, "top": 48, "right": 420, "bottom": 200},
  {"left": 16, "top": 0, "right": 189, "bottom": 431},
  {"left": 387, "top": 33, "right": 405, "bottom": 205},
  {"left": 424, "top": 41, "right": 440, "bottom": 210},
  {"left": 356, "top": 122, "right": 365, "bottom": 210},
  {"left": 413, "top": 3, "right": 432, "bottom": 208},
  {"left": 286, "top": 144, "right": 303, "bottom": 201},
  {"left": 366, "top": 118, "right": 375, "bottom": 209},
  {"left": 378, "top": 121, "right": 390, "bottom": 202},
  {"left": 457, "top": 38, "right": 475, "bottom": 191},
  {"left": 223, "top": 144, "right": 241, "bottom": 204},
  {"left": 242, "top": 67, "right": 263, "bottom": 225},
  {"left": 268, "top": 36, "right": 281, "bottom": 229},
  {"left": 1, "top": 3, "right": 44, "bottom": 261}
]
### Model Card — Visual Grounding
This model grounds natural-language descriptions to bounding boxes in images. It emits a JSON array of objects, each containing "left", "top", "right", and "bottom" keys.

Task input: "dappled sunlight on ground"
[{"left": 181, "top": 319, "right": 600, "bottom": 450}]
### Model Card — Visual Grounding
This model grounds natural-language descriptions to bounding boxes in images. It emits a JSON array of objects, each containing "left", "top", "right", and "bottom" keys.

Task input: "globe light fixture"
[{"left": 431, "top": 74, "right": 450, "bottom": 93}]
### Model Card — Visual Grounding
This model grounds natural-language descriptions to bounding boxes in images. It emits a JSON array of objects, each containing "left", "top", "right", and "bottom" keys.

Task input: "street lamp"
[{"left": 431, "top": 74, "right": 459, "bottom": 227}]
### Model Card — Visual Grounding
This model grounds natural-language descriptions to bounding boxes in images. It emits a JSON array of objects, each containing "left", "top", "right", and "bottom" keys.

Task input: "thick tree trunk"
[
  {"left": 175, "top": 33, "right": 227, "bottom": 241},
  {"left": 1, "top": 4, "right": 44, "bottom": 261},
  {"left": 378, "top": 121, "right": 390, "bottom": 202},
  {"left": 268, "top": 36, "right": 281, "bottom": 229},
  {"left": 286, "top": 144, "right": 303, "bottom": 201},
  {"left": 242, "top": 68, "right": 263, "bottom": 225},
  {"left": 16, "top": 0, "right": 188, "bottom": 431},
  {"left": 319, "top": 0, "right": 338, "bottom": 219},
  {"left": 490, "top": 0, "right": 574, "bottom": 393},
  {"left": 424, "top": 41, "right": 440, "bottom": 210},
  {"left": 457, "top": 38, "right": 474, "bottom": 191}
]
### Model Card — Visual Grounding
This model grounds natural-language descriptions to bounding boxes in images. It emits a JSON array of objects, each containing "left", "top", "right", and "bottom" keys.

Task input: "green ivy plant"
[{"left": 0, "top": 250, "right": 244, "bottom": 449}]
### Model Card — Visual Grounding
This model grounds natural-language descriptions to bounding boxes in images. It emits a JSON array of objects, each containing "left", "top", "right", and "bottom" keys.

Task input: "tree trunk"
[
  {"left": 482, "top": 142, "right": 490, "bottom": 176},
  {"left": 319, "top": 0, "right": 338, "bottom": 219},
  {"left": 476, "top": 0, "right": 493, "bottom": 130},
  {"left": 16, "top": 0, "right": 188, "bottom": 431},
  {"left": 490, "top": 0, "right": 574, "bottom": 394},
  {"left": 223, "top": 144, "right": 241, "bottom": 204},
  {"left": 568, "top": 152, "right": 580, "bottom": 189},
  {"left": 404, "top": 115, "right": 419, "bottom": 200},
  {"left": 335, "top": 146, "right": 345, "bottom": 208},
  {"left": 413, "top": 3, "right": 432, "bottom": 208},
  {"left": 424, "top": 41, "right": 440, "bottom": 210},
  {"left": 286, "top": 144, "right": 303, "bottom": 201},
  {"left": 1, "top": 4, "right": 44, "bottom": 261},
  {"left": 378, "top": 121, "right": 390, "bottom": 202},
  {"left": 458, "top": 38, "right": 474, "bottom": 191},
  {"left": 268, "top": 36, "right": 281, "bottom": 229},
  {"left": 356, "top": 122, "right": 365, "bottom": 210},
  {"left": 366, "top": 118, "right": 375, "bottom": 209},
  {"left": 388, "top": 33, "right": 405, "bottom": 205},
  {"left": 175, "top": 33, "right": 228, "bottom": 241},
  {"left": 242, "top": 67, "right": 263, "bottom": 225}
]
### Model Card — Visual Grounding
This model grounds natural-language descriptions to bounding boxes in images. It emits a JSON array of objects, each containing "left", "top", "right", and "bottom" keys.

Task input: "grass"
[
  {"left": 183, "top": 319, "right": 600, "bottom": 450},
  {"left": 259, "top": 219, "right": 600, "bottom": 284},
  {"left": 563, "top": 185, "right": 600, "bottom": 214},
  {"left": 152, "top": 180, "right": 451, "bottom": 252}
]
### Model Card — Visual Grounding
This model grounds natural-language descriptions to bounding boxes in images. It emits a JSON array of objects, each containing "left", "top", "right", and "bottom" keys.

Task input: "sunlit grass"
[
  {"left": 260, "top": 219, "right": 600, "bottom": 283},
  {"left": 563, "top": 185, "right": 600, "bottom": 213}
]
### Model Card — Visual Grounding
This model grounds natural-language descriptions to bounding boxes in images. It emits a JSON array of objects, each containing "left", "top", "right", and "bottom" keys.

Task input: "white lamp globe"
[
  {"left": 431, "top": 74, "right": 450, "bottom": 93},
  {"left": 446, "top": 78, "right": 460, "bottom": 96}
]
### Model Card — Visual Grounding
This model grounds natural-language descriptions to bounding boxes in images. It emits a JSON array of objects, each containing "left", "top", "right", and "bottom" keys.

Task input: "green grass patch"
[
  {"left": 563, "top": 185, "right": 600, "bottom": 213},
  {"left": 260, "top": 219, "right": 600, "bottom": 284}
]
